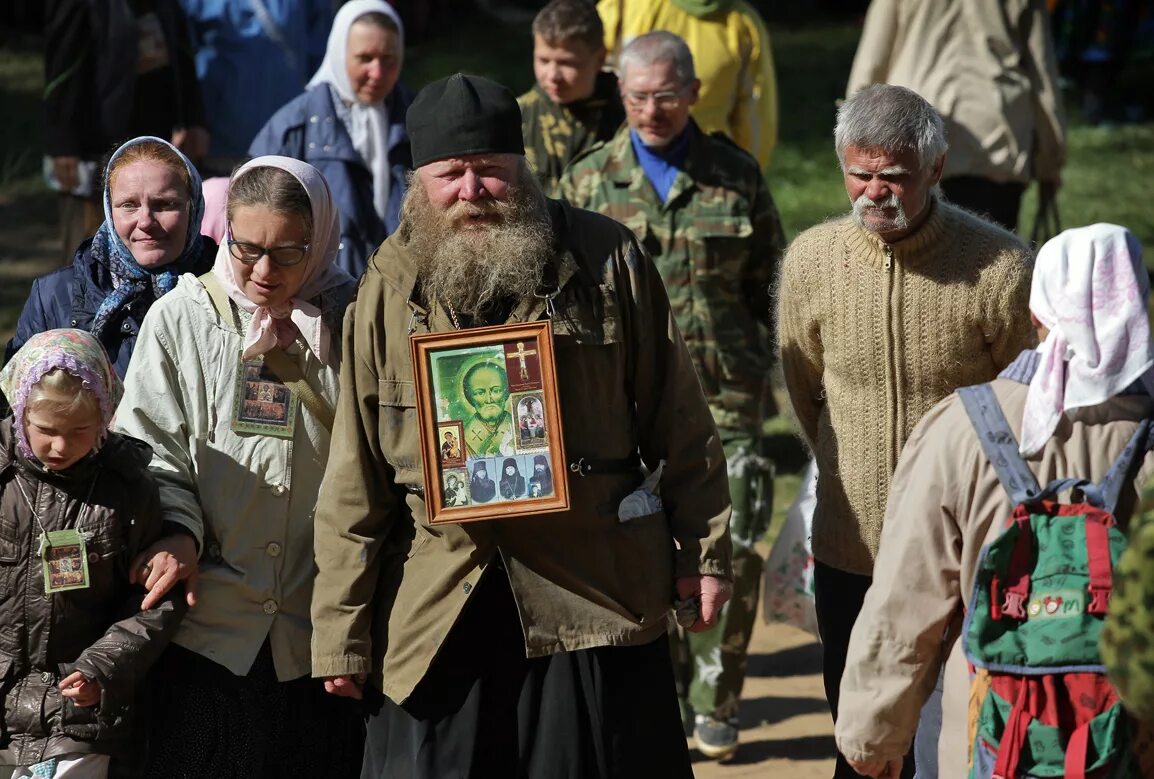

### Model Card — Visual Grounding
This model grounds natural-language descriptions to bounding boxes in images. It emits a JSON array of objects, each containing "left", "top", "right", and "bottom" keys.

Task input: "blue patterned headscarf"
[{"left": 89, "top": 136, "right": 205, "bottom": 339}]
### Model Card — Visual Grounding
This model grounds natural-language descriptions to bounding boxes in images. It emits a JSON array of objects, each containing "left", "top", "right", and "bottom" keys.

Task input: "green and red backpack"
[{"left": 958, "top": 383, "right": 1150, "bottom": 779}]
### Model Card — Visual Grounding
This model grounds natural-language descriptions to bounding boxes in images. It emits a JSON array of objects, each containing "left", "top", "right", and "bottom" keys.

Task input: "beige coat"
[
  {"left": 310, "top": 199, "right": 732, "bottom": 704},
  {"left": 115, "top": 275, "right": 352, "bottom": 681},
  {"left": 846, "top": 0, "right": 1065, "bottom": 185},
  {"left": 835, "top": 368, "right": 1154, "bottom": 777}
]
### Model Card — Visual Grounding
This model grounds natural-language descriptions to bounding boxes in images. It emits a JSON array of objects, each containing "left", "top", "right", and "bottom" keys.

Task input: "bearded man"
[
  {"left": 310, "top": 73, "right": 733, "bottom": 778},
  {"left": 777, "top": 84, "right": 1036, "bottom": 779}
]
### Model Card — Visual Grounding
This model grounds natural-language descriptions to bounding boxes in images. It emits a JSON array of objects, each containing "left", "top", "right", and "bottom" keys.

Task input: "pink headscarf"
[
  {"left": 200, "top": 176, "right": 230, "bottom": 244},
  {"left": 1020, "top": 224, "right": 1153, "bottom": 456},
  {"left": 212, "top": 156, "right": 352, "bottom": 364}
]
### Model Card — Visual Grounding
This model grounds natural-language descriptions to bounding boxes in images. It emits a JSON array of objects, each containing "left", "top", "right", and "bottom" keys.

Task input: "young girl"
[{"left": 0, "top": 329, "right": 185, "bottom": 778}]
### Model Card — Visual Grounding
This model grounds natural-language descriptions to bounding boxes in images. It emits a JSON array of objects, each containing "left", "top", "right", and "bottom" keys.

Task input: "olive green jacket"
[
  {"left": 310, "top": 199, "right": 732, "bottom": 704},
  {"left": 518, "top": 71, "right": 625, "bottom": 198},
  {"left": 561, "top": 122, "right": 785, "bottom": 434}
]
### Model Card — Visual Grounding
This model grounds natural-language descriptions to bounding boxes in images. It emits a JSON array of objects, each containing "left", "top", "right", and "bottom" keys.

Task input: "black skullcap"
[{"left": 408, "top": 73, "right": 525, "bottom": 168}]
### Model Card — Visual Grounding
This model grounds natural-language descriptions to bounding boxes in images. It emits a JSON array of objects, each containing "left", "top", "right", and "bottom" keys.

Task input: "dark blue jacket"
[
  {"left": 3, "top": 236, "right": 217, "bottom": 380},
  {"left": 249, "top": 82, "right": 414, "bottom": 279}
]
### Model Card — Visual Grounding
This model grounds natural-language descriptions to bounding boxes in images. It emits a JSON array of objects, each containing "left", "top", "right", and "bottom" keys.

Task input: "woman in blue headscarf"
[{"left": 5, "top": 135, "right": 214, "bottom": 379}]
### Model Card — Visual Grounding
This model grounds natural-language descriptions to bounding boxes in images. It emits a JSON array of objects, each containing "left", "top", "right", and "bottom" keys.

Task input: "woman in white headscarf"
[
  {"left": 113, "top": 156, "right": 363, "bottom": 776},
  {"left": 1020, "top": 223, "right": 1153, "bottom": 455},
  {"left": 249, "top": 0, "right": 411, "bottom": 279}
]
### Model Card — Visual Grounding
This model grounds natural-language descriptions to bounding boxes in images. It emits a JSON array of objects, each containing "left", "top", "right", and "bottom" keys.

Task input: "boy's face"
[
  {"left": 24, "top": 403, "right": 102, "bottom": 471},
  {"left": 533, "top": 35, "right": 605, "bottom": 105}
]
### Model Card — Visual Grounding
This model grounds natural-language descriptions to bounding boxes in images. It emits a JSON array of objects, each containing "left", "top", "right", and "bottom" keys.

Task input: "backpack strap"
[
  {"left": 198, "top": 273, "right": 335, "bottom": 432},
  {"left": 1085, "top": 419, "right": 1154, "bottom": 615},
  {"left": 958, "top": 384, "right": 1041, "bottom": 504},
  {"left": 1098, "top": 419, "right": 1154, "bottom": 515}
]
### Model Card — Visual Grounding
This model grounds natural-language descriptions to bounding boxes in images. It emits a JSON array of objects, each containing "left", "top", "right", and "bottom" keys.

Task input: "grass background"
[{"left": 2, "top": 8, "right": 1153, "bottom": 538}]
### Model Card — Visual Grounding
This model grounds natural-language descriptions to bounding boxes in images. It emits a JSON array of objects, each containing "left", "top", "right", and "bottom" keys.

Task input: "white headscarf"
[
  {"left": 213, "top": 156, "right": 353, "bottom": 365},
  {"left": 1020, "top": 224, "right": 1153, "bottom": 456},
  {"left": 307, "top": 0, "right": 404, "bottom": 224}
]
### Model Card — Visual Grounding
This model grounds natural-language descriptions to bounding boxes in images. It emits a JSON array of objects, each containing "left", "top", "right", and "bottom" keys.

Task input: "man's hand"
[
  {"left": 59, "top": 671, "right": 102, "bottom": 707},
  {"left": 675, "top": 575, "right": 732, "bottom": 632},
  {"left": 324, "top": 674, "right": 367, "bottom": 700},
  {"left": 847, "top": 757, "right": 902, "bottom": 778},
  {"left": 131, "top": 533, "right": 199, "bottom": 609}
]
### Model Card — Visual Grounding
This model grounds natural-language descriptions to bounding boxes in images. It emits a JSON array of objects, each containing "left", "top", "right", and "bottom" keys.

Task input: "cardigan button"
[
  {"left": 262, "top": 598, "right": 279, "bottom": 615},
  {"left": 271, "top": 485, "right": 287, "bottom": 497},
  {"left": 266, "top": 542, "right": 282, "bottom": 558},
  {"left": 462, "top": 582, "right": 472, "bottom": 595},
  {"left": 309, "top": 115, "right": 319, "bottom": 123}
]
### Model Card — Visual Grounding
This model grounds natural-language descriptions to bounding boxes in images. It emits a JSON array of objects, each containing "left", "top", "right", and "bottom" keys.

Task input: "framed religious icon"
[{"left": 411, "top": 320, "right": 569, "bottom": 524}]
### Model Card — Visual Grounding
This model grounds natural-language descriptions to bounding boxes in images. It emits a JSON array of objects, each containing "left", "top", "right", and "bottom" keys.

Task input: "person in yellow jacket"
[{"left": 597, "top": 0, "right": 778, "bottom": 169}]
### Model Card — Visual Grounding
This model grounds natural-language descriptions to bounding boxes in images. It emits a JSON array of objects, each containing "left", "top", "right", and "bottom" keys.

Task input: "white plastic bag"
[{"left": 761, "top": 460, "right": 819, "bottom": 636}]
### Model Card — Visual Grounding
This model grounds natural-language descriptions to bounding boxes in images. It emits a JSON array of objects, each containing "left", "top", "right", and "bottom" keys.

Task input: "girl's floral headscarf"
[
  {"left": 0, "top": 329, "right": 123, "bottom": 460},
  {"left": 89, "top": 136, "right": 206, "bottom": 340}
]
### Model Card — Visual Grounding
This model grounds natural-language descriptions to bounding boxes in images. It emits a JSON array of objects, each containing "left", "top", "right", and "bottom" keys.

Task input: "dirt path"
[{"left": 690, "top": 616, "right": 835, "bottom": 778}]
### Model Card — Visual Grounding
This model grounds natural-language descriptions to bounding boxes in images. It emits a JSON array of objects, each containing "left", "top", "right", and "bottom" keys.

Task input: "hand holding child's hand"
[
  {"left": 132, "top": 533, "right": 199, "bottom": 610},
  {"left": 59, "top": 671, "right": 101, "bottom": 707}
]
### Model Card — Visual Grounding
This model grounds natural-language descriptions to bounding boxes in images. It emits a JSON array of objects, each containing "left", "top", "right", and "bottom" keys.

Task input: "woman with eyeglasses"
[
  {"left": 113, "top": 156, "right": 363, "bottom": 776},
  {"left": 4, "top": 137, "right": 214, "bottom": 385}
]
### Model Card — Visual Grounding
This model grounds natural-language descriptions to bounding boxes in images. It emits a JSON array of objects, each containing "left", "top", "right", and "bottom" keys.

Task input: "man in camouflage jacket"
[{"left": 561, "top": 30, "right": 784, "bottom": 761}]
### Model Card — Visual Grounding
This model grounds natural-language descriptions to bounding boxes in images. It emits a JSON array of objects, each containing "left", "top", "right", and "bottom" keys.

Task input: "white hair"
[
  {"left": 618, "top": 30, "right": 695, "bottom": 84},
  {"left": 835, "top": 85, "right": 947, "bottom": 170}
]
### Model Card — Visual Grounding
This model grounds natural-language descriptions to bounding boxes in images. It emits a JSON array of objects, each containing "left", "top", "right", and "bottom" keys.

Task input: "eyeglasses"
[
  {"left": 226, "top": 226, "right": 310, "bottom": 267},
  {"left": 623, "top": 87, "right": 688, "bottom": 111}
]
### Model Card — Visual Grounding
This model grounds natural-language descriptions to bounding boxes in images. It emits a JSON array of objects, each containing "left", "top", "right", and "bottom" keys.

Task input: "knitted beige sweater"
[{"left": 778, "top": 199, "right": 1035, "bottom": 575}]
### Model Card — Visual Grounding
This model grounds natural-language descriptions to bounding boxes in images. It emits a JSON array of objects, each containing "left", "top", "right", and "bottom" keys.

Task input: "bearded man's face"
[{"left": 401, "top": 154, "right": 554, "bottom": 318}]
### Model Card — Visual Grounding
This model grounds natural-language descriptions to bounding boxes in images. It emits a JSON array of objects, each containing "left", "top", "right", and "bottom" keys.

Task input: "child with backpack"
[
  {"left": 0, "top": 329, "right": 185, "bottom": 778},
  {"left": 833, "top": 224, "right": 1154, "bottom": 778}
]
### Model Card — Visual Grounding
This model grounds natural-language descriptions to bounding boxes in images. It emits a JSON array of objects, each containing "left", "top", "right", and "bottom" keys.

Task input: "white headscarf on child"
[
  {"left": 1020, "top": 224, "right": 1153, "bottom": 456},
  {"left": 307, "top": 0, "right": 404, "bottom": 223}
]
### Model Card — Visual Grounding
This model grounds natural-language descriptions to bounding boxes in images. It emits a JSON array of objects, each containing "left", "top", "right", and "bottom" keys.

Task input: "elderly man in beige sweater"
[
  {"left": 777, "top": 84, "right": 1036, "bottom": 779},
  {"left": 846, "top": 0, "right": 1065, "bottom": 233}
]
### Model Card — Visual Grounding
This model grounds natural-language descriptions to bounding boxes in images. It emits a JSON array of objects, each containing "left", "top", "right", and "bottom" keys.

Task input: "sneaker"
[{"left": 694, "top": 714, "right": 738, "bottom": 761}]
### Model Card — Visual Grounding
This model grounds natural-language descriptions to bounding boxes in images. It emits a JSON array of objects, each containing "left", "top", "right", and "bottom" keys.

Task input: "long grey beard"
[{"left": 403, "top": 179, "right": 554, "bottom": 319}]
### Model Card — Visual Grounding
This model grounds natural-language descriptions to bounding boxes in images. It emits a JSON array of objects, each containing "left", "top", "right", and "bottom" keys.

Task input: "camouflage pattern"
[
  {"left": 560, "top": 121, "right": 785, "bottom": 434},
  {"left": 562, "top": 122, "right": 784, "bottom": 721},
  {"left": 1101, "top": 475, "right": 1154, "bottom": 723},
  {"left": 672, "top": 434, "right": 774, "bottom": 722},
  {"left": 518, "top": 71, "right": 625, "bottom": 198}
]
